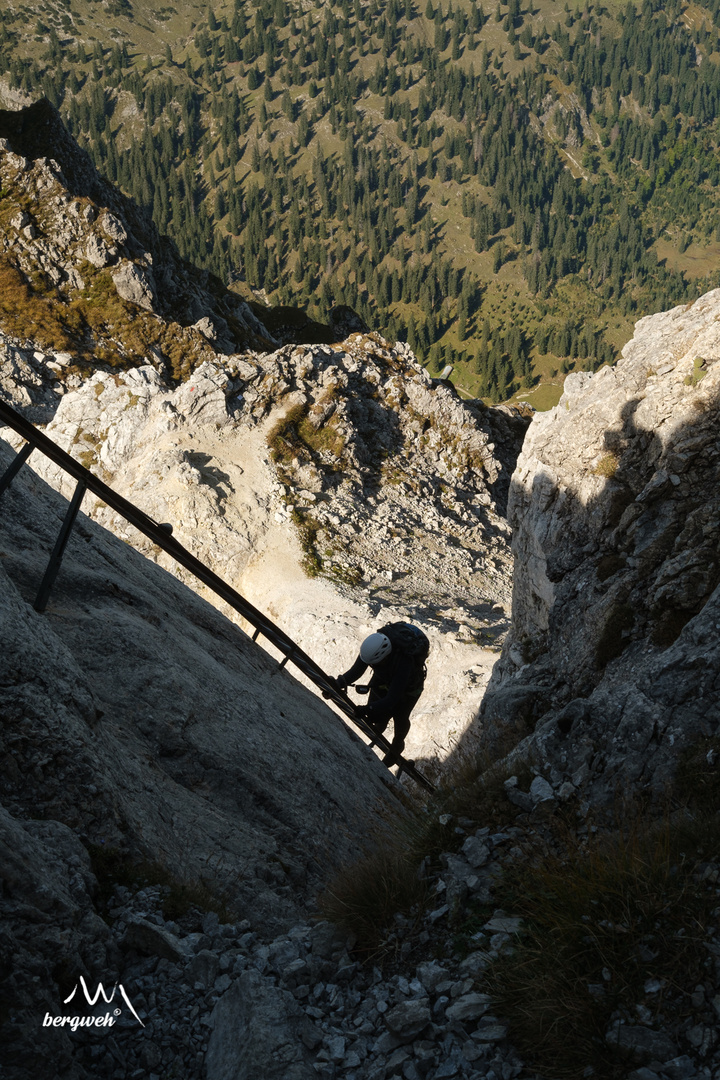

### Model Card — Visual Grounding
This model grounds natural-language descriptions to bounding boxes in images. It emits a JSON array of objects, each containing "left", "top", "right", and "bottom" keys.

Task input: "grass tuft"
[
  {"left": 290, "top": 508, "right": 323, "bottom": 577},
  {"left": 319, "top": 747, "right": 530, "bottom": 954},
  {"left": 318, "top": 841, "right": 427, "bottom": 955},
  {"left": 683, "top": 357, "right": 707, "bottom": 387},
  {"left": 267, "top": 400, "right": 346, "bottom": 468},
  {"left": 486, "top": 809, "right": 720, "bottom": 1080},
  {"left": 592, "top": 451, "right": 620, "bottom": 479}
]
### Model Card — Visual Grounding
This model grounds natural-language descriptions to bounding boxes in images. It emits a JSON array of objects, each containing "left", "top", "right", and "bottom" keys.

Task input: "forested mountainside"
[{"left": 3, "top": 0, "right": 720, "bottom": 405}]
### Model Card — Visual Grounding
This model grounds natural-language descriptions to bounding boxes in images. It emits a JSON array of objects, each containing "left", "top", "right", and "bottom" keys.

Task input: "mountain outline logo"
[
  {"left": 64, "top": 976, "right": 145, "bottom": 1026},
  {"left": 42, "top": 975, "right": 145, "bottom": 1031}
]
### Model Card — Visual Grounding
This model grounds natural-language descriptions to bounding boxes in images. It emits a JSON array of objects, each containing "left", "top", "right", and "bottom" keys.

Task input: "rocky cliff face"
[
  {"left": 4, "top": 97, "right": 720, "bottom": 1080},
  {"left": 0, "top": 101, "right": 529, "bottom": 767},
  {"left": 0, "top": 332, "right": 527, "bottom": 765},
  {"left": 1, "top": 429, "right": 397, "bottom": 916},
  {"left": 0, "top": 103, "right": 531, "bottom": 1075},
  {"left": 0, "top": 427, "right": 403, "bottom": 1074},
  {"left": 0, "top": 100, "right": 275, "bottom": 372},
  {"left": 476, "top": 290, "right": 720, "bottom": 805}
]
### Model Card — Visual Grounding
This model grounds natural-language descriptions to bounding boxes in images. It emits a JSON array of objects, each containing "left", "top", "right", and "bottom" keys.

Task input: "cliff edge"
[{"left": 475, "top": 290, "right": 720, "bottom": 804}]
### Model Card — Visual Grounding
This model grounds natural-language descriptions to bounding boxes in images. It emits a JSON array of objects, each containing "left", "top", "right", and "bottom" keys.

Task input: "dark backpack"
[{"left": 379, "top": 622, "right": 430, "bottom": 697}]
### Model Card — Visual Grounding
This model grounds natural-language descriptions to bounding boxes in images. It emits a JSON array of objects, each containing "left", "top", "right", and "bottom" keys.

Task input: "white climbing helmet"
[{"left": 360, "top": 632, "right": 392, "bottom": 665}]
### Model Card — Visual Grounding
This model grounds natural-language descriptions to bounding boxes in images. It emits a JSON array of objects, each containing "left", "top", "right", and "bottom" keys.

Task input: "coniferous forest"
[{"left": 3, "top": 0, "right": 720, "bottom": 403}]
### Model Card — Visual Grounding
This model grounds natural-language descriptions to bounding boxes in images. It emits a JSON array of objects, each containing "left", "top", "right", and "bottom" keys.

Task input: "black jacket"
[{"left": 340, "top": 649, "right": 419, "bottom": 723}]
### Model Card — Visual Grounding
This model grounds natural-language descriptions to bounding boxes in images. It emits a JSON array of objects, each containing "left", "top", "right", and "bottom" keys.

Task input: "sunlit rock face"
[
  {"left": 0, "top": 101, "right": 530, "bottom": 771},
  {"left": 1, "top": 329, "right": 528, "bottom": 769},
  {"left": 476, "top": 290, "right": 720, "bottom": 803}
]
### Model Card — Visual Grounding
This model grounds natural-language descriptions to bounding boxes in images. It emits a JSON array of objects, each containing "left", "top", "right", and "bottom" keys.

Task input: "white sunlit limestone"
[{"left": 2, "top": 336, "right": 527, "bottom": 770}]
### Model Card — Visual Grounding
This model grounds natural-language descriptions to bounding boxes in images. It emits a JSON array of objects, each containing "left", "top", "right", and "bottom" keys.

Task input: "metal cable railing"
[{"left": 0, "top": 397, "right": 434, "bottom": 792}]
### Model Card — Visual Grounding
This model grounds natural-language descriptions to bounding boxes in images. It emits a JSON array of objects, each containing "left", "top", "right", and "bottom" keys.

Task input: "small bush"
[
  {"left": 76, "top": 449, "right": 96, "bottom": 469},
  {"left": 328, "top": 561, "right": 363, "bottom": 587},
  {"left": 683, "top": 357, "right": 707, "bottom": 387},
  {"left": 291, "top": 508, "right": 323, "bottom": 577},
  {"left": 267, "top": 403, "right": 309, "bottom": 465}
]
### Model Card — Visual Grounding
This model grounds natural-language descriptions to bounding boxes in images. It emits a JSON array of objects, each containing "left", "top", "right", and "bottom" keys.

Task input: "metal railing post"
[
  {"left": 0, "top": 399, "right": 435, "bottom": 790},
  {"left": 34, "top": 479, "right": 87, "bottom": 613},
  {"left": 0, "top": 441, "right": 33, "bottom": 499}
]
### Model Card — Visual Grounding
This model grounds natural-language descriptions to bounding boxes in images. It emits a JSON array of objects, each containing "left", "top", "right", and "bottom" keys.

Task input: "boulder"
[
  {"left": 111, "top": 260, "right": 156, "bottom": 310},
  {"left": 384, "top": 999, "right": 432, "bottom": 1043},
  {"left": 205, "top": 969, "right": 314, "bottom": 1080}
]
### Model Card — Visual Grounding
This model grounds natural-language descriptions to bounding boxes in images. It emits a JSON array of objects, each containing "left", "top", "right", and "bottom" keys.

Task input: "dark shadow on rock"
[
  {"left": 474, "top": 402, "right": 532, "bottom": 515},
  {"left": 184, "top": 451, "right": 233, "bottom": 494},
  {"left": 0, "top": 99, "right": 158, "bottom": 267},
  {"left": 443, "top": 376, "right": 720, "bottom": 800},
  {"left": 0, "top": 433, "right": 397, "bottom": 914},
  {"left": 255, "top": 304, "right": 368, "bottom": 347}
]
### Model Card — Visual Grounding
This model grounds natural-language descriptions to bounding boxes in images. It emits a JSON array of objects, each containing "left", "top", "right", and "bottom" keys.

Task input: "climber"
[{"left": 327, "top": 623, "right": 429, "bottom": 766}]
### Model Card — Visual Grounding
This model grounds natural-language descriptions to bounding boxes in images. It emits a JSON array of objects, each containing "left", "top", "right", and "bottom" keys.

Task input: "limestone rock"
[
  {"left": 461, "top": 835, "right": 490, "bottom": 868},
  {"left": 122, "top": 917, "right": 189, "bottom": 963},
  {"left": 99, "top": 211, "right": 127, "bottom": 244},
  {"left": 0, "top": 433, "right": 396, "bottom": 937},
  {"left": 0, "top": 99, "right": 277, "bottom": 365},
  {"left": 187, "top": 950, "right": 221, "bottom": 988},
  {"left": 0, "top": 805, "right": 114, "bottom": 1079},
  {"left": 0, "top": 99, "right": 531, "bottom": 771},
  {"left": 384, "top": 999, "right": 431, "bottom": 1042},
  {"left": 529, "top": 775, "right": 554, "bottom": 804},
  {"left": 205, "top": 969, "right": 314, "bottom": 1080},
  {"left": 477, "top": 289, "right": 720, "bottom": 803},
  {"left": 84, "top": 233, "right": 113, "bottom": 268},
  {"left": 445, "top": 993, "right": 491, "bottom": 1023},
  {"left": 111, "top": 259, "right": 156, "bottom": 310},
  {"left": 2, "top": 326, "right": 527, "bottom": 767}
]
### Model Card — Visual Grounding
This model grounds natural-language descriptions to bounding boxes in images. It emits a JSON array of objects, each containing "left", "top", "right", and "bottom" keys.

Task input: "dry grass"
[
  {"left": 322, "top": 721, "right": 720, "bottom": 1077},
  {"left": 0, "top": 252, "right": 209, "bottom": 381},
  {"left": 290, "top": 508, "right": 323, "bottom": 578},
  {"left": 592, "top": 451, "right": 620, "bottom": 478},
  {"left": 318, "top": 841, "right": 428, "bottom": 956},
  {"left": 267, "top": 401, "right": 346, "bottom": 468},
  {"left": 318, "top": 746, "right": 531, "bottom": 955},
  {"left": 486, "top": 808, "right": 720, "bottom": 1080},
  {"left": 514, "top": 381, "right": 564, "bottom": 411},
  {"left": 0, "top": 257, "right": 77, "bottom": 350}
]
